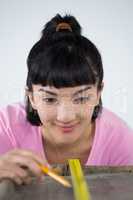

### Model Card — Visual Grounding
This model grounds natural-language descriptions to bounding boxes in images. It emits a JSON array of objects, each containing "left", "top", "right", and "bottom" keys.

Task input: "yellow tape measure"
[{"left": 68, "top": 159, "right": 91, "bottom": 200}]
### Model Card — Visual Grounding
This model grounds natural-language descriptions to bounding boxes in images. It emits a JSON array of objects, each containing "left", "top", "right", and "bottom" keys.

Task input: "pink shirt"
[{"left": 0, "top": 103, "right": 133, "bottom": 166}]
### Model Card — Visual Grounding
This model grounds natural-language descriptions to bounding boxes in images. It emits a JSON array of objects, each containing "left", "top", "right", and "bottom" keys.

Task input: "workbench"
[{"left": 0, "top": 166, "right": 133, "bottom": 200}]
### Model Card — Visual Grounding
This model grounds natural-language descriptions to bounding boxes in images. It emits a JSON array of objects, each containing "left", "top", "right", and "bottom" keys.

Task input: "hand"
[{"left": 0, "top": 149, "right": 49, "bottom": 185}]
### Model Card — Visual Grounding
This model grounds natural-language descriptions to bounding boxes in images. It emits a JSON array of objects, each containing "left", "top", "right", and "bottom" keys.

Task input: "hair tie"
[{"left": 56, "top": 22, "right": 72, "bottom": 32}]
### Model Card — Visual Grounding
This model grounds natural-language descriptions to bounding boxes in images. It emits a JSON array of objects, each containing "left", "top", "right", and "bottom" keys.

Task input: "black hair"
[{"left": 26, "top": 14, "right": 103, "bottom": 125}]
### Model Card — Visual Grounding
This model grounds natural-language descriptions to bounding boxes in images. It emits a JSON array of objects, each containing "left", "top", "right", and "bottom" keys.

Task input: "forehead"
[{"left": 32, "top": 84, "right": 96, "bottom": 95}]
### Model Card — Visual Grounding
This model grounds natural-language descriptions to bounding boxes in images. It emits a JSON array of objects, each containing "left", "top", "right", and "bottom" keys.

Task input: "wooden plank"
[
  {"left": 0, "top": 167, "right": 133, "bottom": 200},
  {"left": 58, "top": 165, "right": 133, "bottom": 176},
  {"left": 0, "top": 177, "right": 73, "bottom": 200}
]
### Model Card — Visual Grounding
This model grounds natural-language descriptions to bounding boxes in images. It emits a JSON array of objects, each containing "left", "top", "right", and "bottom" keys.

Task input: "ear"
[{"left": 25, "top": 87, "right": 37, "bottom": 110}]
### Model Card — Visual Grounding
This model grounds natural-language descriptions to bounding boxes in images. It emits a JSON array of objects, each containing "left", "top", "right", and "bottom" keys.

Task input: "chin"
[{"left": 56, "top": 135, "right": 81, "bottom": 146}]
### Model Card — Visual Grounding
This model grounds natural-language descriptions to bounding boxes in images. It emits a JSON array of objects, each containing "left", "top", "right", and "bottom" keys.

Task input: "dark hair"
[{"left": 26, "top": 14, "right": 104, "bottom": 126}]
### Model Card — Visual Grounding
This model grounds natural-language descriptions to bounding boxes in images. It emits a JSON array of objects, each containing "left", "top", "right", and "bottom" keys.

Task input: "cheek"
[
  {"left": 78, "top": 105, "right": 95, "bottom": 119},
  {"left": 36, "top": 106, "right": 56, "bottom": 124}
]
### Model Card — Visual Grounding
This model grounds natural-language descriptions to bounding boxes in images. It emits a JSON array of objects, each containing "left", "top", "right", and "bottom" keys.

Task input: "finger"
[
  {"left": 7, "top": 155, "right": 43, "bottom": 177},
  {"left": 21, "top": 150, "right": 51, "bottom": 167},
  {"left": 0, "top": 169, "right": 23, "bottom": 185},
  {"left": 0, "top": 162, "right": 30, "bottom": 182},
  {"left": 2, "top": 149, "right": 50, "bottom": 178},
  {"left": 1, "top": 162, "right": 29, "bottom": 178},
  {"left": 22, "top": 177, "right": 32, "bottom": 185},
  {"left": 11, "top": 149, "right": 50, "bottom": 167},
  {"left": 13, "top": 176, "right": 23, "bottom": 185}
]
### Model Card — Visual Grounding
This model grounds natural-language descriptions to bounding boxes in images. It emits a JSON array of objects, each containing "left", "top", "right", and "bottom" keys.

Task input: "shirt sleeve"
[
  {"left": 109, "top": 124, "right": 133, "bottom": 165},
  {"left": 0, "top": 110, "right": 17, "bottom": 155}
]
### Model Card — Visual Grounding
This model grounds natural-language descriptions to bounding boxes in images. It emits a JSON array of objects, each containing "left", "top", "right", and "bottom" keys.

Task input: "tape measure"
[{"left": 68, "top": 159, "right": 91, "bottom": 200}]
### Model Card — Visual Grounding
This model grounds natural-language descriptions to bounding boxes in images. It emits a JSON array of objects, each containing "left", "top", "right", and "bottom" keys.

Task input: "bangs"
[
  {"left": 26, "top": 14, "right": 103, "bottom": 126},
  {"left": 28, "top": 44, "right": 98, "bottom": 88}
]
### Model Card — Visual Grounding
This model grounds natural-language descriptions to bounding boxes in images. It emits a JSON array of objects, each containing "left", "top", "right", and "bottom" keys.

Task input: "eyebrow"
[{"left": 38, "top": 86, "right": 92, "bottom": 97}]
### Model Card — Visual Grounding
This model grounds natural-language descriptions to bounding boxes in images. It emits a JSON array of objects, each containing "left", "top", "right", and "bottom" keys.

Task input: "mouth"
[{"left": 55, "top": 123, "right": 79, "bottom": 133}]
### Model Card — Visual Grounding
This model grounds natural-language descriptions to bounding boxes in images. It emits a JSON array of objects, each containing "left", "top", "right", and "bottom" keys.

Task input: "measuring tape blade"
[{"left": 68, "top": 159, "right": 91, "bottom": 200}]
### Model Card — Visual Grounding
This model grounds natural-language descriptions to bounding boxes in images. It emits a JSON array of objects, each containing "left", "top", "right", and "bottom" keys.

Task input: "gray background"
[{"left": 0, "top": 0, "right": 132, "bottom": 128}]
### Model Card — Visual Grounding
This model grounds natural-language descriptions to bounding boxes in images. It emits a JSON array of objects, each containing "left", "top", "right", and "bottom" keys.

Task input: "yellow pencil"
[{"left": 38, "top": 164, "right": 71, "bottom": 188}]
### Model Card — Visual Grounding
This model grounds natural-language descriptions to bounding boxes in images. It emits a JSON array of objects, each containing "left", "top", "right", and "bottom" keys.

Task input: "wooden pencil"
[{"left": 38, "top": 164, "right": 71, "bottom": 188}]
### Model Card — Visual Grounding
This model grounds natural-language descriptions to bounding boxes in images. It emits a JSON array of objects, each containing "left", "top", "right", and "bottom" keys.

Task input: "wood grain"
[{"left": 0, "top": 166, "right": 133, "bottom": 200}]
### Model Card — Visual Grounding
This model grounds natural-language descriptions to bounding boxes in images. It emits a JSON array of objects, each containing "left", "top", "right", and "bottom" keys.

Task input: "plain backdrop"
[{"left": 0, "top": 0, "right": 132, "bottom": 128}]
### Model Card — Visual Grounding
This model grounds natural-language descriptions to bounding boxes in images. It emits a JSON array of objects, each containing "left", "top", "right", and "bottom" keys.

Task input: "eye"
[
  {"left": 42, "top": 98, "right": 58, "bottom": 105},
  {"left": 73, "top": 97, "right": 90, "bottom": 104}
]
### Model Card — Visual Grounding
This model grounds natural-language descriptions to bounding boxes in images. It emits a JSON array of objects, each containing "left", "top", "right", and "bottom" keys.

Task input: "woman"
[{"left": 0, "top": 14, "right": 133, "bottom": 185}]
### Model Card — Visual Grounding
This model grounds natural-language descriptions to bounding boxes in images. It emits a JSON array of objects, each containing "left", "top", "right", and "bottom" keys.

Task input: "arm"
[
  {"left": 0, "top": 149, "right": 49, "bottom": 185},
  {"left": 0, "top": 109, "right": 49, "bottom": 185}
]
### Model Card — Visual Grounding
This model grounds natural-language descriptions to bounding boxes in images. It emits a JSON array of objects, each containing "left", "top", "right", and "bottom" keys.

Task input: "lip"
[{"left": 55, "top": 123, "right": 79, "bottom": 133}]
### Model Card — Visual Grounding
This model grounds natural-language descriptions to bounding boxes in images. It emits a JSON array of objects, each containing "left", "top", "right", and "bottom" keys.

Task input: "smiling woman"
[{"left": 0, "top": 14, "right": 133, "bottom": 185}]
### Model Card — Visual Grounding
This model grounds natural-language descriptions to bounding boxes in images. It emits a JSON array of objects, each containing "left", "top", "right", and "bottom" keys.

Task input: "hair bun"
[
  {"left": 41, "top": 14, "right": 82, "bottom": 43},
  {"left": 27, "top": 14, "right": 82, "bottom": 62}
]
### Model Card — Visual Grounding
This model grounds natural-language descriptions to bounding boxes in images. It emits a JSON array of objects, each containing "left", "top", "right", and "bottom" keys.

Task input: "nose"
[{"left": 56, "top": 103, "right": 76, "bottom": 123}]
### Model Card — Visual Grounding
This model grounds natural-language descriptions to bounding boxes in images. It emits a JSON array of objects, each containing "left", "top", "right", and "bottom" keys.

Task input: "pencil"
[{"left": 38, "top": 164, "right": 71, "bottom": 188}]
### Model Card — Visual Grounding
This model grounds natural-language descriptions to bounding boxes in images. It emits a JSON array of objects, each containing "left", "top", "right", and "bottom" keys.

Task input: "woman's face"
[{"left": 29, "top": 84, "right": 102, "bottom": 146}]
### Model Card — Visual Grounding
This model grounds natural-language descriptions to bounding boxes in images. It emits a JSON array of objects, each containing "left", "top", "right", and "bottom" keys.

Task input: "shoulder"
[
  {"left": 0, "top": 103, "right": 29, "bottom": 151},
  {"left": 0, "top": 102, "right": 35, "bottom": 137},
  {"left": 97, "top": 107, "right": 132, "bottom": 133},
  {"left": 96, "top": 107, "right": 133, "bottom": 165},
  {"left": 0, "top": 102, "right": 27, "bottom": 126},
  {"left": 0, "top": 103, "right": 41, "bottom": 154},
  {"left": 96, "top": 107, "right": 133, "bottom": 155}
]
